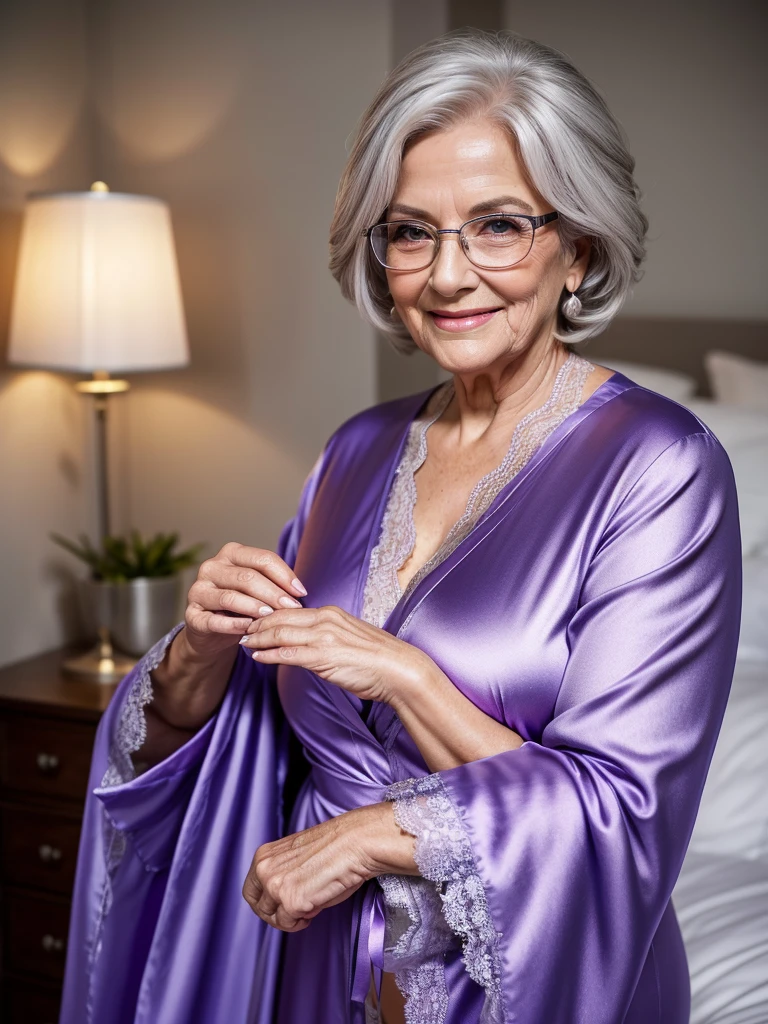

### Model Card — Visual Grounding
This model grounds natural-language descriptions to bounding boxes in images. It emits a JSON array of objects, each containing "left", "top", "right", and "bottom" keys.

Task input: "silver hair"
[{"left": 329, "top": 29, "right": 648, "bottom": 355}]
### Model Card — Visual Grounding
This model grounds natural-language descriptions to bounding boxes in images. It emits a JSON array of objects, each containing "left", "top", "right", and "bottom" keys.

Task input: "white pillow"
[
  {"left": 705, "top": 350, "right": 768, "bottom": 414},
  {"left": 684, "top": 398, "right": 768, "bottom": 446},
  {"left": 684, "top": 399, "right": 768, "bottom": 557},
  {"left": 687, "top": 660, "right": 768, "bottom": 861},
  {"left": 739, "top": 555, "right": 768, "bottom": 663},
  {"left": 595, "top": 359, "right": 697, "bottom": 401}
]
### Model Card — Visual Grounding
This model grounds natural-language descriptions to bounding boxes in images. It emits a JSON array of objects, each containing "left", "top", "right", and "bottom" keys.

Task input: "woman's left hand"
[
  {"left": 238, "top": 604, "right": 434, "bottom": 704},
  {"left": 242, "top": 802, "right": 417, "bottom": 932}
]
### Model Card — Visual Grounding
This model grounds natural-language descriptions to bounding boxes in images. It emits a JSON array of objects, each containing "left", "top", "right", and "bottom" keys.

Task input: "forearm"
[
  {"left": 390, "top": 655, "right": 524, "bottom": 772},
  {"left": 356, "top": 666, "right": 524, "bottom": 881},
  {"left": 353, "top": 801, "right": 420, "bottom": 877},
  {"left": 134, "top": 627, "right": 239, "bottom": 767}
]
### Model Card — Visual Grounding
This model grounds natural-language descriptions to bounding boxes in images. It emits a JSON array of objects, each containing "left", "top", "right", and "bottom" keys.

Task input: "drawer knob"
[
  {"left": 36, "top": 752, "right": 60, "bottom": 773},
  {"left": 38, "top": 843, "right": 63, "bottom": 863},
  {"left": 41, "top": 933, "right": 65, "bottom": 952}
]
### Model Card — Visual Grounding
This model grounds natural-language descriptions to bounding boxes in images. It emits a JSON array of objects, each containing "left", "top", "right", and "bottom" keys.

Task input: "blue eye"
[
  {"left": 482, "top": 218, "right": 522, "bottom": 235},
  {"left": 393, "top": 224, "right": 431, "bottom": 243}
]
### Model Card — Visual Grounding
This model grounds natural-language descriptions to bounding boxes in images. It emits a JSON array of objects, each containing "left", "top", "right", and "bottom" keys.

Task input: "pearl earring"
[
  {"left": 390, "top": 305, "right": 397, "bottom": 317},
  {"left": 562, "top": 290, "right": 582, "bottom": 318}
]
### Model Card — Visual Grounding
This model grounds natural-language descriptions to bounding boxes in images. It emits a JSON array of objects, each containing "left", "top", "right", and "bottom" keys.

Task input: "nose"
[{"left": 428, "top": 231, "right": 478, "bottom": 297}]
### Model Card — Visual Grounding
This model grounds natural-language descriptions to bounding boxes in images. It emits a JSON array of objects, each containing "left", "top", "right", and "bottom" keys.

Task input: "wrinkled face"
[{"left": 384, "top": 119, "right": 588, "bottom": 376}]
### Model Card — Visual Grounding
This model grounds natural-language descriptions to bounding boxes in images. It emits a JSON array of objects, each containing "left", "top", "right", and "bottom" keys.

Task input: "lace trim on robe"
[
  {"left": 375, "top": 871, "right": 457, "bottom": 1023},
  {"left": 363, "top": 380, "right": 454, "bottom": 629},
  {"left": 89, "top": 620, "right": 186, "bottom": 1013},
  {"left": 100, "top": 620, "right": 187, "bottom": 791},
  {"left": 365, "top": 353, "right": 596, "bottom": 1023},
  {"left": 363, "top": 351, "right": 595, "bottom": 629},
  {"left": 380, "top": 775, "right": 505, "bottom": 1024}
]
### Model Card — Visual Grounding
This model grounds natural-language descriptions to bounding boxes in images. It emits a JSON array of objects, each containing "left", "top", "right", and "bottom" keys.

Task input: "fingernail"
[
  {"left": 291, "top": 578, "right": 307, "bottom": 596},
  {"left": 258, "top": 606, "right": 274, "bottom": 616},
  {"left": 279, "top": 596, "right": 302, "bottom": 609},
  {"left": 238, "top": 635, "right": 251, "bottom": 645}
]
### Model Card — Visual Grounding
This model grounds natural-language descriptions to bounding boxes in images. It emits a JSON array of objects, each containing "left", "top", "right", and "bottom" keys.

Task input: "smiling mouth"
[
  {"left": 430, "top": 308, "right": 502, "bottom": 317},
  {"left": 428, "top": 308, "right": 503, "bottom": 331}
]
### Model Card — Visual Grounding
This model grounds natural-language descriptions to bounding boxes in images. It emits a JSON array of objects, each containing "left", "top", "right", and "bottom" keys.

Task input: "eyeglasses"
[{"left": 363, "top": 211, "right": 559, "bottom": 272}]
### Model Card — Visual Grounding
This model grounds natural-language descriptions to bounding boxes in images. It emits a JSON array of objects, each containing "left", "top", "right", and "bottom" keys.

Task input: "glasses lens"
[
  {"left": 370, "top": 222, "right": 437, "bottom": 270},
  {"left": 462, "top": 215, "right": 534, "bottom": 268}
]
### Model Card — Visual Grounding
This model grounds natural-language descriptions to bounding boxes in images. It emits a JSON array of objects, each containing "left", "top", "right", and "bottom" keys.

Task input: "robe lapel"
[
  {"left": 288, "top": 384, "right": 442, "bottom": 742},
  {"left": 293, "top": 371, "right": 634, "bottom": 743},
  {"left": 368, "top": 371, "right": 635, "bottom": 735}
]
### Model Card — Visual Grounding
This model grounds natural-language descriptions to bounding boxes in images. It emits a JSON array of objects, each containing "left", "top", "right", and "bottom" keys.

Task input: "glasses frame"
[{"left": 362, "top": 210, "right": 559, "bottom": 272}]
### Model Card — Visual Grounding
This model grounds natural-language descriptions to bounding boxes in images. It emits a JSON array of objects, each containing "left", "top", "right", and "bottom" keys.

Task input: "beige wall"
[
  {"left": 504, "top": 0, "right": 767, "bottom": 320},
  {"left": 0, "top": 0, "right": 101, "bottom": 665},
  {"left": 0, "top": 0, "right": 389, "bottom": 667},
  {"left": 89, "top": 0, "right": 386, "bottom": 607}
]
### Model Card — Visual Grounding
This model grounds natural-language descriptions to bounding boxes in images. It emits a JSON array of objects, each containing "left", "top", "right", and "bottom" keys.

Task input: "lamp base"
[{"left": 61, "top": 626, "right": 137, "bottom": 683}]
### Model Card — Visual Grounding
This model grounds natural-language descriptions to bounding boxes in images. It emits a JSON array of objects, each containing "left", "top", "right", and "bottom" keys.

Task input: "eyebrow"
[{"left": 388, "top": 194, "right": 536, "bottom": 219}]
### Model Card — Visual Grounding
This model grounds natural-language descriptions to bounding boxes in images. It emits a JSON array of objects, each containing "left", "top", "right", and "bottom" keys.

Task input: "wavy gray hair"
[{"left": 329, "top": 29, "right": 648, "bottom": 355}]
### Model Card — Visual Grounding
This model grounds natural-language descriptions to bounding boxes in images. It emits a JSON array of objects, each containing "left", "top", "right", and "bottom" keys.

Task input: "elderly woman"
[{"left": 61, "top": 29, "right": 740, "bottom": 1024}]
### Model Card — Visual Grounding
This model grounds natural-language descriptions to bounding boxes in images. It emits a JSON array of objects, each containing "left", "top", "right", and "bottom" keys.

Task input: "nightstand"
[{"left": 0, "top": 645, "right": 118, "bottom": 1023}]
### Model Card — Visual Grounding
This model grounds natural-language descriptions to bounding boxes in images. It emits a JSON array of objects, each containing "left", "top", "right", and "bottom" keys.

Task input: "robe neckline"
[{"left": 358, "top": 367, "right": 638, "bottom": 645}]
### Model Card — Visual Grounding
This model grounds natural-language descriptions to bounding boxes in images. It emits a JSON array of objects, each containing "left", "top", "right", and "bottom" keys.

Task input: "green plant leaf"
[
  {"left": 104, "top": 536, "right": 135, "bottom": 577},
  {"left": 53, "top": 534, "right": 101, "bottom": 579},
  {"left": 145, "top": 533, "right": 176, "bottom": 574},
  {"left": 130, "top": 528, "right": 148, "bottom": 575},
  {"left": 51, "top": 528, "right": 207, "bottom": 580},
  {"left": 168, "top": 542, "right": 206, "bottom": 573}
]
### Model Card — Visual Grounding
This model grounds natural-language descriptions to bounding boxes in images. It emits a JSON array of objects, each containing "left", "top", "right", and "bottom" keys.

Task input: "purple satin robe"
[{"left": 60, "top": 369, "right": 742, "bottom": 1024}]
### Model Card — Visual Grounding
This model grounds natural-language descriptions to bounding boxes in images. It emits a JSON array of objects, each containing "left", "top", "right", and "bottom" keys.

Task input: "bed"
[{"left": 589, "top": 336, "right": 768, "bottom": 1023}]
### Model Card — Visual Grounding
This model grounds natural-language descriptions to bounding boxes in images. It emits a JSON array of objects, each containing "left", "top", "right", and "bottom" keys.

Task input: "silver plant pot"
[{"left": 78, "top": 575, "right": 183, "bottom": 657}]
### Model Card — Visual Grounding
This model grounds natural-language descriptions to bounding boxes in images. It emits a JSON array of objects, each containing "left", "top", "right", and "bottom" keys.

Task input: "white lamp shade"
[{"left": 7, "top": 190, "right": 190, "bottom": 373}]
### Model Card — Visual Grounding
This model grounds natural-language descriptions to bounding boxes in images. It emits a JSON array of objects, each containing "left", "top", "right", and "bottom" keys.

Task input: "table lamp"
[{"left": 7, "top": 182, "right": 190, "bottom": 679}]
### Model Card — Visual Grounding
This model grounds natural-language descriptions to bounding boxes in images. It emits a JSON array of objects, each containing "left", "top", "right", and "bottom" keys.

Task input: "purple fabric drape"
[
  {"left": 59, "top": 451, "right": 326, "bottom": 1024},
  {"left": 60, "top": 371, "right": 742, "bottom": 1024}
]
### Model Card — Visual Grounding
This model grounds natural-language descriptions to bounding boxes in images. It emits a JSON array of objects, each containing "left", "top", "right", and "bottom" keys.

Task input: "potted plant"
[{"left": 51, "top": 529, "right": 205, "bottom": 657}]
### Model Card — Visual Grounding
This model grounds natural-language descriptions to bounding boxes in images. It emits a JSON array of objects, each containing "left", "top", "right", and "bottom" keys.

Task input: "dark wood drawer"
[
  {"left": 3, "top": 974, "right": 61, "bottom": 1023},
  {"left": 0, "top": 714, "right": 96, "bottom": 802},
  {"left": 0, "top": 645, "right": 117, "bottom": 1021},
  {"left": 3, "top": 889, "right": 70, "bottom": 981},
  {"left": 1, "top": 806, "right": 81, "bottom": 895}
]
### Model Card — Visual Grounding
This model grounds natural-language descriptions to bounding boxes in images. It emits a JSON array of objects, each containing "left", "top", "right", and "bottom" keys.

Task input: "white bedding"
[
  {"left": 673, "top": 851, "right": 768, "bottom": 1024},
  {"left": 600, "top": 357, "right": 768, "bottom": 1020},
  {"left": 673, "top": 658, "right": 768, "bottom": 1023}
]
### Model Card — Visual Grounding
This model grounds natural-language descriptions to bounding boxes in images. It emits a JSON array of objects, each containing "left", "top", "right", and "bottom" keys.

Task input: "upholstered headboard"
[{"left": 580, "top": 316, "right": 767, "bottom": 397}]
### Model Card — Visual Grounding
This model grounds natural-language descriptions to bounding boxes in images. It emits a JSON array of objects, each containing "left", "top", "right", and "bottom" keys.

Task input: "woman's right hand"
[{"left": 183, "top": 541, "right": 308, "bottom": 661}]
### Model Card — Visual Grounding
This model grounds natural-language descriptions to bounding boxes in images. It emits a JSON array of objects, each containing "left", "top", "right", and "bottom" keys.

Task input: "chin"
[
  {"left": 429, "top": 352, "right": 506, "bottom": 380},
  {"left": 421, "top": 331, "right": 509, "bottom": 364}
]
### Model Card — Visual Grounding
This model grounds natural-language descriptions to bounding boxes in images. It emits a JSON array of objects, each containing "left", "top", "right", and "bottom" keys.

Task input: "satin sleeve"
[
  {"left": 385, "top": 430, "right": 742, "bottom": 1024},
  {"left": 60, "top": 446, "right": 330, "bottom": 1024},
  {"left": 103, "top": 445, "right": 329, "bottom": 791}
]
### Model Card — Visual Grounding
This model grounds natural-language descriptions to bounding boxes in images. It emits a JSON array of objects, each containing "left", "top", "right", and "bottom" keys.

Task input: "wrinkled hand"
[
  {"left": 182, "top": 542, "right": 308, "bottom": 662},
  {"left": 242, "top": 804, "right": 412, "bottom": 932},
  {"left": 238, "top": 604, "right": 433, "bottom": 704}
]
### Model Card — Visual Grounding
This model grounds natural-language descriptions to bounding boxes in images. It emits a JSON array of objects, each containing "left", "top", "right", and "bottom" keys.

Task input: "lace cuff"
[
  {"left": 86, "top": 620, "right": 187, "bottom": 1000},
  {"left": 100, "top": 620, "right": 186, "bottom": 790},
  {"left": 384, "top": 773, "right": 505, "bottom": 1024}
]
